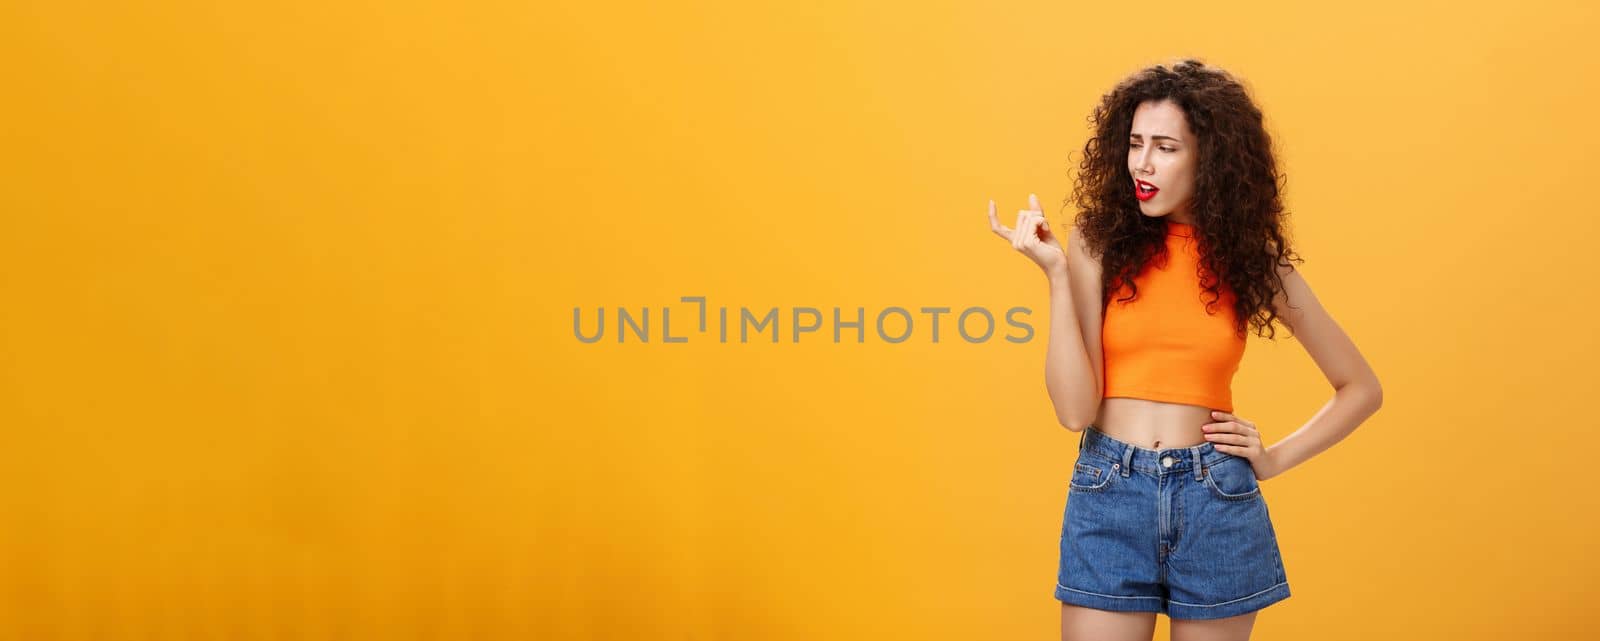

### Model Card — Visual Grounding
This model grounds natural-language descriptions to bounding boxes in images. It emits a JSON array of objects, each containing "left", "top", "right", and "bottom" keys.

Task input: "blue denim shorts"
[{"left": 1054, "top": 425, "right": 1291, "bottom": 620}]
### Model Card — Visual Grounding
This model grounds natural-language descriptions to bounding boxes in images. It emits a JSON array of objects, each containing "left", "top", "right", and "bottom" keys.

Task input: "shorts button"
[{"left": 1161, "top": 456, "right": 1174, "bottom": 468}]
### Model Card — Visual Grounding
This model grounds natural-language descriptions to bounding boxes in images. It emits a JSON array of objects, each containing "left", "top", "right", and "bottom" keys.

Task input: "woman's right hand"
[{"left": 988, "top": 193, "right": 1067, "bottom": 275}]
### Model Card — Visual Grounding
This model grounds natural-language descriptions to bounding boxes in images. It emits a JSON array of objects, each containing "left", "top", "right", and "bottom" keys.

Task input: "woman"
[{"left": 986, "top": 59, "right": 1383, "bottom": 641}]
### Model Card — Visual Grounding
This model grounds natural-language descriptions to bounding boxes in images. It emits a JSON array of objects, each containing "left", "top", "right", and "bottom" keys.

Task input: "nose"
[{"left": 1133, "top": 147, "right": 1152, "bottom": 175}]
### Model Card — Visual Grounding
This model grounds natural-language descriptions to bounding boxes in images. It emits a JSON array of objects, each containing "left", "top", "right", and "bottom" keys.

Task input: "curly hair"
[{"left": 1067, "top": 58, "right": 1303, "bottom": 340}]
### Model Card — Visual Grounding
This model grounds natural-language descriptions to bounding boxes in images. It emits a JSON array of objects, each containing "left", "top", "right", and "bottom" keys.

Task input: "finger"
[
  {"left": 1203, "top": 421, "right": 1235, "bottom": 434},
  {"left": 1204, "top": 432, "right": 1248, "bottom": 446},
  {"left": 1020, "top": 211, "right": 1041, "bottom": 244},
  {"left": 988, "top": 200, "right": 1013, "bottom": 240},
  {"left": 1029, "top": 192, "right": 1042, "bottom": 213},
  {"left": 1211, "top": 410, "right": 1250, "bottom": 426},
  {"left": 1014, "top": 210, "right": 1027, "bottom": 250}
]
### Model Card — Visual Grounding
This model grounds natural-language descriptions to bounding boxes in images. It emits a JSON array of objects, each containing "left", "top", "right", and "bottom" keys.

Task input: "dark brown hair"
[{"left": 1068, "top": 58, "right": 1302, "bottom": 339}]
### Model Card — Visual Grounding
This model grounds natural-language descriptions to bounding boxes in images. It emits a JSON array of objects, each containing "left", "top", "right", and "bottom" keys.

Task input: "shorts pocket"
[
  {"left": 1202, "top": 455, "right": 1261, "bottom": 501},
  {"left": 1068, "top": 457, "right": 1116, "bottom": 492}
]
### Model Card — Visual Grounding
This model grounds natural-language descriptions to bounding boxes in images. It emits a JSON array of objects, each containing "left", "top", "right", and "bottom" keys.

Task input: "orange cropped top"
[{"left": 1101, "top": 220, "right": 1246, "bottom": 412}]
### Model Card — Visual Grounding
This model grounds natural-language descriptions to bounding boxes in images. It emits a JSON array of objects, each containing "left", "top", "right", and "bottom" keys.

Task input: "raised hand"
[{"left": 988, "top": 193, "right": 1066, "bottom": 274}]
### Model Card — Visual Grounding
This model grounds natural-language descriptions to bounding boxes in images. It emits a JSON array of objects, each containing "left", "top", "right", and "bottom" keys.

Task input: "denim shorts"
[{"left": 1054, "top": 425, "right": 1291, "bottom": 620}]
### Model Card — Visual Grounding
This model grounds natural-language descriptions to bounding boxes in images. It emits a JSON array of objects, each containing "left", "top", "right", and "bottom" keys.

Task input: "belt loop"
[
  {"left": 1120, "top": 442, "right": 1134, "bottom": 477},
  {"left": 1191, "top": 445, "right": 1204, "bottom": 481},
  {"left": 1078, "top": 427, "right": 1087, "bottom": 451}
]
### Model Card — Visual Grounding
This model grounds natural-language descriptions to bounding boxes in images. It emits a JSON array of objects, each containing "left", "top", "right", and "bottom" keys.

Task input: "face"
[{"left": 1127, "top": 99, "right": 1197, "bottom": 223}]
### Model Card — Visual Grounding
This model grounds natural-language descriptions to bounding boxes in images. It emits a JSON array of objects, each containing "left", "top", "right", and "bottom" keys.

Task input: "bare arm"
[
  {"left": 1257, "top": 260, "right": 1384, "bottom": 480},
  {"left": 1044, "top": 223, "right": 1106, "bottom": 431},
  {"left": 988, "top": 196, "right": 1103, "bottom": 431}
]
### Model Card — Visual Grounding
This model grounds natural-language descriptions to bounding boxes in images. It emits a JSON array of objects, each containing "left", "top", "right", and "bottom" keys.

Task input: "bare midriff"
[{"left": 1093, "top": 396, "right": 1216, "bottom": 450}]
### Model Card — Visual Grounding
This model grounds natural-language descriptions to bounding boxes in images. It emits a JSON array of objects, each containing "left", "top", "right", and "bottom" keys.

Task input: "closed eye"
[{"left": 1129, "top": 143, "right": 1178, "bottom": 152}]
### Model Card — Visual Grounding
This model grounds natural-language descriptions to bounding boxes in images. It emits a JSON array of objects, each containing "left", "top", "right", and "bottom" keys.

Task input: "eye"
[{"left": 1160, "top": 147, "right": 1176, "bottom": 152}]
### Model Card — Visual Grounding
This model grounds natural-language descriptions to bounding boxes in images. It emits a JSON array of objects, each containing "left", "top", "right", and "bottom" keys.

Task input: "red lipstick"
[{"left": 1135, "top": 179, "right": 1160, "bottom": 202}]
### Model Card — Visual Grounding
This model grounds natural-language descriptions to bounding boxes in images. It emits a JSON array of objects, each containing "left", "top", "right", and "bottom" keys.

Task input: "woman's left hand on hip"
[{"left": 1203, "top": 410, "right": 1276, "bottom": 480}]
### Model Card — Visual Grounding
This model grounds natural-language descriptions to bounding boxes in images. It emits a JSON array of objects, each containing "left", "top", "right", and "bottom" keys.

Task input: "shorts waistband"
[{"left": 1079, "top": 424, "right": 1237, "bottom": 478}]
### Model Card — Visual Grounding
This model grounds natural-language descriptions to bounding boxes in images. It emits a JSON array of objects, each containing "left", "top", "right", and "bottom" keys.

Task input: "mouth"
[{"left": 1134, "top": 179, "right": 1160, "bottom": 201}]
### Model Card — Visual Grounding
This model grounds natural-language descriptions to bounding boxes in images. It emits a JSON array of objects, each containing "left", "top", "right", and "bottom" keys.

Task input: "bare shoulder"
[
  {"left": 1066, "top": 221, "right": 1103, "bottom": 275},
  {"left": 1264, "top": 241, "right": 1311, "bottom": 332}
]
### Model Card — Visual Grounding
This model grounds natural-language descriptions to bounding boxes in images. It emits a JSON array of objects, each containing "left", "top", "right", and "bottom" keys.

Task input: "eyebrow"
[{"left": 1130, "top": 134, "right": 1183, "bottom": 143}]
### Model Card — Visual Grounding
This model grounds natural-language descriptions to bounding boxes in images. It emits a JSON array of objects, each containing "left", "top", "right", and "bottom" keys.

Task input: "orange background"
[{"left": 3, "top": 0, "right": 1598, "bottom": 639}]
